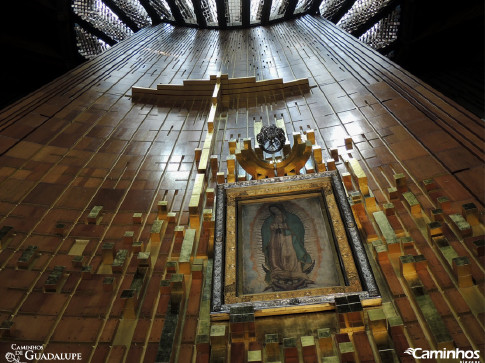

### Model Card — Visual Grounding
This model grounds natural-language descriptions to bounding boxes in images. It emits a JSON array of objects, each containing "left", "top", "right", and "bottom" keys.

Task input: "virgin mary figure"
[{"left": 261, "top": 204, "right": 315, "bottom": 291}]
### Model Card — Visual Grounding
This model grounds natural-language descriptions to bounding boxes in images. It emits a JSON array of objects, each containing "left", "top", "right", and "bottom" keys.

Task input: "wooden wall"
[{"left": 0, "top": 15, "right": 483, "bottom": 362}]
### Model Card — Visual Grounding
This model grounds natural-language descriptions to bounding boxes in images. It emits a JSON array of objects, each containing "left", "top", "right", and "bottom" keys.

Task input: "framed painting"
[{"left": 212, "top": 171, "right": 380, "bottom": 316}]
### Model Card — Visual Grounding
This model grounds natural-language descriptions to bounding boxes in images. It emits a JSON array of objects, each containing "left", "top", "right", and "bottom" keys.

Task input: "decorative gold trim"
[
  {"left": 212, "top": 172, "right": 380, "bottom": 316},
  {"left": 224, "top": 176, "right": 362, "bottom": 304},
  {"left": 235, "top": 137, "right": 313, "bottom": 179}
]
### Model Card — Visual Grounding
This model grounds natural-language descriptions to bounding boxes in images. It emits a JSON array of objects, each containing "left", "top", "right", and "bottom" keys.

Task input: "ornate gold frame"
[{"left": 212, "top": 172, "right": 379, "bottom": 316}]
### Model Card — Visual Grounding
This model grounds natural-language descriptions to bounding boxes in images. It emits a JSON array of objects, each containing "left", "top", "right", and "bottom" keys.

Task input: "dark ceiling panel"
[
  {"left": 139, "top": 0, "right": 164, "bottom": 25},
  {"left": 216, "top": 0, "right": 227, "bottom": 27},
  {"left": 260, "top": 0, "right": 271, "bottom": 24},
  {"left": 351, "top": 0, "right": 399, "bottom": 38},
  {"left": 308, "top": 0, "right": 324, "bottom": 15},
  {"left": 242, "top": 0, "right": 250, "bottom": 26},
  {"left": 328, "top": 0, "right": 355, "bottom": 23},
  {"left": 148, "top": 0, "right": 175, "bottom": 21},
  {"left": 358, "top": 6, "right": 400, "bottom": 50},
  {"left": 74, "top": 24, "right": 112, "bottom": 59},
  {"left": 283, "top": 0, "right": 297, "bottom": 19},
  {"left": 165, "top": 0, "right": 187, "bottom": 23},
  {"left": 192, "top": 0, "right": 208, "bottom": 27}
]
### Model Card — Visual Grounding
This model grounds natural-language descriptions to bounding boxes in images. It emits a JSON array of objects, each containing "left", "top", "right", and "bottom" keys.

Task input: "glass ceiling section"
[
  {"left": 74, "top": 24, "right": 111, "bottom": 59},
  {"left": 337, "top": 0, "right": 392, "bottom": 33},
  {"left": 226, "top": 0, "right": 242, "bottom": 25},
  {"left": 359, "top": 7, "right": 400, "bottom": 50},
  {"left": 319, "top": 0, "right": 347, "bottom": 19},
  {"left": 201, "top": 0, "right": 218, "bottom": 25},
  {"left": 72, "top": 0, "right": 133, "bottom": 42},
  {"left": 175, "top": 0, "right": 197, "bottom": 24},
  {"left": 270, "top": 0, "right": 287, "bottom": 20},
  {"left": 250, "top": 0, "right": 264, "bottom": 23},
  {"left": 110, "top": 0, "right": 152, "bottom": 28},
  {"left": 72, "top": 0, "right": 401, "bottom": 63},
  {"left": 294, "top": 0, "right": 312, "bottom": 14},
  {"left": 149, "top": 0, "right": 174, "bottom": 21}
]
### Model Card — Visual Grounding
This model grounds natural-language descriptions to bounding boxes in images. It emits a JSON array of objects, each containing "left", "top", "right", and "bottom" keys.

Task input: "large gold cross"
[{"left": 132, "top": 74, "right": 313, "bottom": 179}]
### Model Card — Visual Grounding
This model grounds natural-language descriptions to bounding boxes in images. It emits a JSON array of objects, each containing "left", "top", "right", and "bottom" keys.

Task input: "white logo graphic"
[
  {"left": 404, "top": 347, "right": 480, "bottom": 361},
  {"left": 5, "top": 345, "right": 82, "bottom": 361},
  {"left": 5, "top": 352, "right": 24, "bottom": 363},
  {"left": 403, "top": 348, "right": 417, "bottom": 356}
]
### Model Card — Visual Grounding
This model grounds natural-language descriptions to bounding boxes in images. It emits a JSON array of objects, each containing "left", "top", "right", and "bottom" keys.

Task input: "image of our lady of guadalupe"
[{"left": 261, "top": 204, "right": 315, "bottom": 291}]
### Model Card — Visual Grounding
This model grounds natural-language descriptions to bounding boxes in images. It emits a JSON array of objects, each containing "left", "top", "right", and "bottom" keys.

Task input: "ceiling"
[
  {"left": 71, "top": 0, "right": 402, "bottom": 59},
  {"left": 0, "top": 0, "right": 483, "bottom": 116}
]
